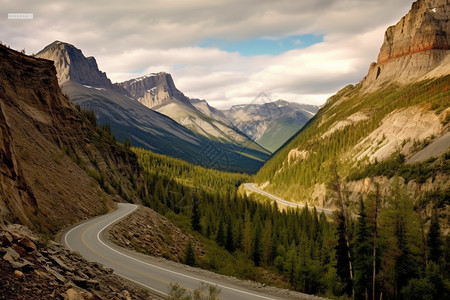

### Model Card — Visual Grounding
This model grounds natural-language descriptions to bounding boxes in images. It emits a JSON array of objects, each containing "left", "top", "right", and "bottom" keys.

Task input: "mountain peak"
[
  {"left": 362, "top": 0, "right": 450, "bottom": 89},
  {"left": 36, "top": 41, "right": 114, "bottom": 89},
  {"left": 117, "top": 72, "right": 192, "bottom": 108},
  {"left": 378, "top": 0, "right": 450, "bottom": 64}
]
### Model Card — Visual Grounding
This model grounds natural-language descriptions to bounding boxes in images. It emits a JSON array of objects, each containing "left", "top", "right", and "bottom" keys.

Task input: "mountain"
[
  {"left": 254, "top": 0, "right": 450, "bottom": 208},
  {"left": 117, "top": 73, "right": 270, "bottom": 153},
  {"left": 36, "top": 41, "right": 270, "bottom": 173},
  {"left": 362, "top": 0, "right": 450, "bottom": 89},
  {"left": 223, "top": 100, "right": 319, "bottom": 152},
  {"left": 189, "top": 98, "right": 233, "bottom": 126},
  {"left": 0, "top": 44, "right": 142, "bottom": 233}
]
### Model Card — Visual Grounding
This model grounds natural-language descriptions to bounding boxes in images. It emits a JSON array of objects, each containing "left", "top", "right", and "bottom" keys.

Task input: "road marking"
[
  {"left": 65, "top": 203, "right": 277, "bottom": 300},
  {"left": 96, "top": 204, "right": 277, "bottom": 300},
  {"left": 65, "top": 205, "right": 168, "bottom": 297}
]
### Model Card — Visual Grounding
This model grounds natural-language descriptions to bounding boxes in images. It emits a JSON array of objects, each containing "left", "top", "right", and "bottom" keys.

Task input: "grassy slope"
[{"left": 255, "top": 75, "right": 450, "bottom": 202}]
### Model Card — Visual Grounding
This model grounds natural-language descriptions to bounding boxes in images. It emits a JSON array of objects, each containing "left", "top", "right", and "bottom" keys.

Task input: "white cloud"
[{"left": 0, "top": 0, "right": 413, "bottom": 108}]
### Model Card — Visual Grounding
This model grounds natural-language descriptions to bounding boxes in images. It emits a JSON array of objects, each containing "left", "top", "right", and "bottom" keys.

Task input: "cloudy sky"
[{"left": 2, "top": 0, "right": 413, "bottom": 108}]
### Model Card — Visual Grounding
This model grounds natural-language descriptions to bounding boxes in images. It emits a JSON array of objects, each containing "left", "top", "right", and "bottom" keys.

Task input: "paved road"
[
  {"left": 244, "top": 183, "right": 334, "bottom": 215},
  {"left": 62, "top": 203, "right": 313, "bottom": 300}
]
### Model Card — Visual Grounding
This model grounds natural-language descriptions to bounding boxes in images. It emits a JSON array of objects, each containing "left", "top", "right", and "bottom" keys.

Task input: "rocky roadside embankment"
[
  {"left": 0, "top": 224, "right": 157, "bottom": 300},
  {"left": 108, "top": 206, "right": 204, "bottom": 262}
]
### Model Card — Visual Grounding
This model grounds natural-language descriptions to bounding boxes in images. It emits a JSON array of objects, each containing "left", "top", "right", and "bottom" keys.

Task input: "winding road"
[
  {"left": 244, "top": 183, "right": 334, "bottom": 215},
  {"left": 62, "top": 203, "right": 317, "bottom": 300}
]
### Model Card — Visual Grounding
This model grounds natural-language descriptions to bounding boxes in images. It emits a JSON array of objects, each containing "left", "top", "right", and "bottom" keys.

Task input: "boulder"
[
  {"left": 17, "top": 237, "right": 37, "bottom": 252},
  {"left": 13, "top": 270, "right": 24, "bottom": 278}
]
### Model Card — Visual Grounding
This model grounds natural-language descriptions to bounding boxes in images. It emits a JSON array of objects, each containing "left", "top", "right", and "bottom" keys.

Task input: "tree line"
[{"left": 133, "top": 147, "right": 449, "bottom": 299}]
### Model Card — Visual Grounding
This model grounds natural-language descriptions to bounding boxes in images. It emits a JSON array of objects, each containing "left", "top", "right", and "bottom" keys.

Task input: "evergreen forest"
[{"left": 131, "top": 147, "right": 450, "bottom": 300}]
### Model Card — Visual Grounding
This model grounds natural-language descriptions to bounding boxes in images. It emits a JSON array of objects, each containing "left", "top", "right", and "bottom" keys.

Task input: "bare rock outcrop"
[
  {"left": 36, "top": 41, "right": 114, "bottom": 89},
  {"left": 362, "top": 0, "right": 450, "bottom": 89},
  {"left": 0, "top": 44, "right": 142, "bottom": 233},
  {"left": 0, "top": 224, "right": 155, "bottom": 300},
  {"left": 117, "top": 72, "right": 193, "bottom": 109}
]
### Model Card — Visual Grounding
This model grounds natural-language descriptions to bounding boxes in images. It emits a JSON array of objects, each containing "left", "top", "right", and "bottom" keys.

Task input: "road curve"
[
  {"left": 244, "top": 183, "right": 334, "bottom": 215},
  {"left": 62, "top": 203, "right": 312, "bottom": 300}
]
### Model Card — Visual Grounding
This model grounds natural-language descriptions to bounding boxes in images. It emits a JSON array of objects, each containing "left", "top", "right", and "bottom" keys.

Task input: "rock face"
[
  {"left": 0, "top": 224, "right": 153, "bottom": 299},
  {"left": 0, "top": 44, "right": 141, "bottom": 232},
  {"left": 223, "top": 100, "right": 319, "bottom": 152},
  {"left": 363, "top": 0, "right": 450, "bottom": 88},
  {"left": 36, "top": 41, "right": 113, "bottom": 89},
  {"left": 117, "top": 72, "right": 193, "bottom": 109}
]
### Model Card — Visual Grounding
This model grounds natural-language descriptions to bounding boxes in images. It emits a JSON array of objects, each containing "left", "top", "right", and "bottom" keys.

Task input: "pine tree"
[
  {"left": 379, "top": 179, "right": 421, "bottom": 300},
  {"left": 262, "top": 218, "right": 273, "bottom": 265},
  {"left": 370, "top": 183, "right": 381, "bottom": 300},
  {"left": 335, "top": 210, "right": 353, "bottom": 296},
  {"left": 329, "top": 160, "right": 353, "bottom": 297},
  {"left": 242, "top": 210, "right": 252, "bottom": 256},
  {"left": 225, "top": 220, "right": 235, "bottom": 252},
  {"left": 191, "top": 193, "right": 201, "bottom": 232},
  {"left": 253, "top": 225, "right": 263, "bottom": 266},
  {"left": 216, "top": 221, "right": 225, "bottom": 247},
  {"left": 354, "top": 199, "right": 372, "bottom": 300},
  {"left": 184, "top": 240, "right": 196, "bottom": 266},
  {"left": 427, "top": 209, "right": 443, "bottom": 265}
]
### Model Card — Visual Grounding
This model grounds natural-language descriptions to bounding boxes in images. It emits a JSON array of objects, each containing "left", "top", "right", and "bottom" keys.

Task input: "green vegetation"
[
  {"left": 133, "top": 144, "right": 449, "bottom": 299},
  {"left": 348, "top": 151, "right": 450, "bottom": 183},
  {"left": 134, "top": 147, "right": 341, "bottom": 295},
  {"left": 255, "top": 76, "right": 450, "bottom": 202}
]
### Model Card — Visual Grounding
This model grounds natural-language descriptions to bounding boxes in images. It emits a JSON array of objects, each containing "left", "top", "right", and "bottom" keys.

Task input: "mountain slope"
[
  {"left": 117, "top": 73, "right": 270, "bottom": 153},
  {"left": 254, "top": 0, "right": 450, "bottom": 207},
  {"left": 223, "top": 100, "right": 319, "bottom": 152},
  {"left": 36, "top": 42, "right": 269, "bottom": 173},
  {"left": 0, "top": 44, "right": 141, "bottom": 233}
]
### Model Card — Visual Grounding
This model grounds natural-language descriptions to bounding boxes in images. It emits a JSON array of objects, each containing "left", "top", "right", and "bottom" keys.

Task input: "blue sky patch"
[{"left": 197, "top": 34, "right": 324, "bottom": 56}]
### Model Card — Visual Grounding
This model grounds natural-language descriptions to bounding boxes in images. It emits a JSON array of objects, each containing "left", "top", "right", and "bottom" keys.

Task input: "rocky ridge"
[
  {"left": 36, "top": 41, "right": 123, "bottom": 93},
  {"left": 117, "top": 73, "right": 193, "bottom": 109},
  {"left": 118, "top": 73, "right": 269, "bottom": 153},
  {"left": 0, "top": 224, "right": 155, "bottom": 300},
  {"left": 0, "top": 44, "right": 141, "bottom": 233},
  {"left": 363, "top": 0, "right": 450, "bottom": 88}
]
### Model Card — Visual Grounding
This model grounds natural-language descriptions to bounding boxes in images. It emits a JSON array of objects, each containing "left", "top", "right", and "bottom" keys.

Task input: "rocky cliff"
[
  {"left": 363, "top": 0, "right": 450, "bottom": 88},
  {"left": 36, "top": 41, "right": 111, "bottom": 88},
  {"left": 0, "top": 45, "right": 141, "bottom": 233},
  {"left": 117, "top": 72, "right": 193, "bottom": 109}
]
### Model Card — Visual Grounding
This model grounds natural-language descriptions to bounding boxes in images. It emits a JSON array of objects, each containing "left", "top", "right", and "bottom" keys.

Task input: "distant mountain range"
[
  {"left": 36, "top": 41, "right": 271, "bottom": 173},
  {"left": 223, "top": 100, "right": 319, "bottom": 152},
  {"left": 116, "top": 73, "right": 266, "bottom": 152}
]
